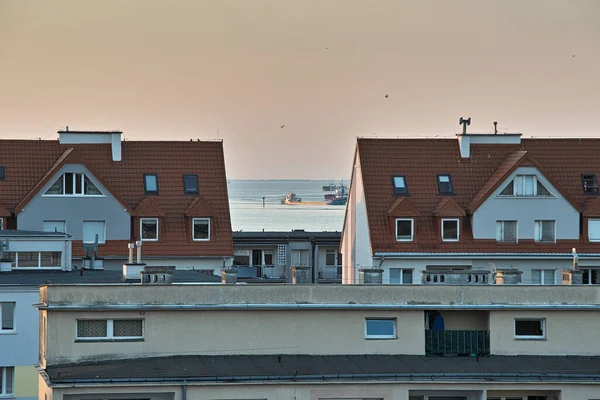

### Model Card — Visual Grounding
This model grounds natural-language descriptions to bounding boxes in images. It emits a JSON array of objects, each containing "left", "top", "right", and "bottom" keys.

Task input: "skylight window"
[
  {"left": 183, "top": 174, "right": 199, "bottom": 194},
  {"left": 392, "top": 175, "right": 408, "bottom": 195},
  {"left": 437, "top": 174, "right": 453, "bottom": 195},
  {"left": 45, "top": 173, "right": 103, "bottom": 196},
  {"left": 0, "top": 166, "right": 4, "bottom": 181},
  {"left": 144, "top": 174, "right": 159, "bottom": 195},
  {"left": 582, "top": 174, "right": 599, "bottom": 194},
  {"left": 498, "top": 175, "right": 552, "bottom": 197}
]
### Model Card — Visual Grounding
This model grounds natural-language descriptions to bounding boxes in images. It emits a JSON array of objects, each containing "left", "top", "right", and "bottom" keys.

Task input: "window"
[
  {"left": 326, "top": 250, "right": 336, "bottom": 266},
  {"left": 140, "top": 218, "right": 158, "bottom": 241},
  {"left": 0, "top": 166, "right": 4, "bottom": 181},
  {"left": 264, "top": 252, "right": 273, "bottom": 265},
  {"left": 76, "top": 319, "right": 143, "bottom": 340},
  {"left": 496, "top": 221, "right": 517, "bottom": 243},
  {"left": 183, "top": 174, "right": 199, "bottom": 194},
  {"left": 531, "top": 269, "right": 555, "bottom": 285},
  {"left": 192, "top": 218, "right": 210, "bottom": 241},
  {"left": 588, "top": 219, "right": 600, "bottom": 241},
  {"left": 291, "top": 249, "right": 309, "bottom": 266},
  {"left": 83, "top": 221, "right": 106, "bottom": 244},
  {"left": 144, "top": 174, "right": 159, "bottom": 195},
  {"left": 441, "top": 218, "right": 459, "bottom": 241},
  {"left": 4, "top": 252, "right": 61, "bottom": 268},
  {"left": 535, "top": 220, "right": 555, "bottom": 242},
  {"left": 365, "top": 318, "right": 396, "bottom": 339},
  {"left": 45, "top": 173, "right": 103, "bottom": 196},
  {"left": 396, "top": 218, "right": 414, "bottom": 241},
  {"left": 582, "top": 268, "right": 600, "bottom": 285},
  {"left": 498, "top": 175, "right": 552, "bottom": 197},
  {"left": 1, "top": 302, "right": 15, "bottom": 332},
  {"left": 43, "top": 220, "right": 66, "bottom": 233},
  {"left": 389, "top": 268, "right": 413, "bottom": 284},
  {"left": 582, "top": 174, "right": 599, "bottom": 194},
  {"left": 514, "top": 318, "right": 545, "bottom": 339},
  {"left": 392, "top": 175, "right": 408, "bottom": 195},
  {"left": 437, "top": 174, "right": 453, "bottom": 194},
  {"left": 0, "top": 219, "right": 3, "bottom": 230},
  {"left": 0, "top": 367, "right": 14, "bottom": 396}
]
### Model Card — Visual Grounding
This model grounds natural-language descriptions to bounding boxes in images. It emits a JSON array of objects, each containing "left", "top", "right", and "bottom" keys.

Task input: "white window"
[
  {"left": 43, "top": 220, "right": 66, "bottom": 233},
  {"left": 514, "top": 318, "right": 545, "bottom": 339},
  {"left": 582, "top": 268, "right": 600, "bottom": 285},
  {"left": 365, "top": 318, "right": 396, "bottom": 339},
  {"left": 140, "top": 218, "right": 159, "bottom": 241},
  {"left": 389, "top": 268, "right": 413, "bottom": 284},
  {"left": 441, "top": 218, "right": 459, "bottom": 241},
  {"left": 534, "top": 220, "right": 555, "bottom": 242},
  {"left": 0, "top": 367, "right": 14, "bottom": 396},
  {"left": 496, "top": 221, "right": 517, "bottom": 243},
  {"left": 588, "top": 219, "right": 600, "bottom": 241},
  {"left": 4, "top": 252, "right": 61, "bottom": 269},
  {"left": 291, "top": 249, "right": 309, "bottom": 266},
  {"left": 499, "top": 175, "right": 552, "bottom": 197},
  {"left": 396, "top": 218, "right": 414, "bottom": 241},
  {"left": 76, "top": 319, "right": 143, "bottom": 340},
  {"left": 0, "top": 302, "right": 15, "bottom": 333},
  {"left": 531, "top": 269, "right": 555, "bottom": 285},
  {"left": 83, "top": 221, "right": 106, "bottom": 244},
  {"left": 44, "top": 172, "right": 103, "bottom": 196},
  {"left": 192, "top": 218, "right": 210, "bottom": 241}
]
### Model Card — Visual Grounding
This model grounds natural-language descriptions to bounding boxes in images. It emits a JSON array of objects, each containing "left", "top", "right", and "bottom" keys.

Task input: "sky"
[{"left": 1, "top": 0, "right": 599, "bottom": 179}]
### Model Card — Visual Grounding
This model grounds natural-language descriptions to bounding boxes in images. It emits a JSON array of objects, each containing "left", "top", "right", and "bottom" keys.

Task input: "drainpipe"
[
  {"left": 136, "top": 240, "right": 142, "bottom": 264},
  {"left": 182, "top": 384, "right": 187, "bottom": 400}
]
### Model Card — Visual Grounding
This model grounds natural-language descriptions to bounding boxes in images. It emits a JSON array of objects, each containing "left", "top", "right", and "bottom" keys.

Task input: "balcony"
[
  {"left": 318, "top": 265, "right": 342, "bottom": 282},
  {"left": 231, "top": 265, "right": 285, "bottom": 280},
  {"left": 422, "top": 270, "right": 491, "bottom": 285},
  {"left": 425, "top": 330, "right": 490, "bottom": 356}
]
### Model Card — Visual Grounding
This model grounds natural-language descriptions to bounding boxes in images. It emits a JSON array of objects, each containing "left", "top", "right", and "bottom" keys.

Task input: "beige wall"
[
  {"left": 44, "top": 310, "right": 425, "bottom": 364},
  {"left": 41, "top": 381, "right": 600, "bottom": 400},
  {"left": 490, "top": 310, "right": 600, "bottom": 355}
]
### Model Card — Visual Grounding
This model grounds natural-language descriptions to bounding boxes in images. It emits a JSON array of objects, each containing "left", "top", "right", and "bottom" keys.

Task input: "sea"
[{"left": 228, "top": 180, "right": 347, "bottom": 232}]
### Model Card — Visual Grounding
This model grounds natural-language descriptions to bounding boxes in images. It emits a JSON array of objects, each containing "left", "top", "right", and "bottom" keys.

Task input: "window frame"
[
  {"left": 192, "top": 217, "right": 210, "bottom": 241},
  {"left": 75, "top": 319, "right": 144, "bottom": 341},
  {"left": 0, "top": 302, "right": 16, "bottom": 334},
  {"left": 42, "top": 220, "right": 66, "bottom": 233},
  {"left": 82, "top": 220, "right": 106, "bottom": 244},
  {"left": 43, "top": 172, "right": 104, "bottom": 197},
  {"left": 389, "top": 268, "right": 413, "bottom": 284},
  {"left": 588, "top": 219, "right": 600, "bottom": 242},
  {"left": 365, "top": 318, "right": 397, "bottom": 340},
  {"left": 0, "top": 367, "right": 14, "bottom": 396},
  {"left": 514, "top": 318, "right": 546, "bottom": 340},
  {"left": 143, "top": 174, "right": 159, "bottom": 195},
  {"left": 395, "top": 218, "right": 414, "bottom": 242},
  {"left": 183, "top": 174, "right": 199, "bottom": 194},
  {"left": 496, "top": 220, "right": 518, "bottom": 243},
  {"left": 436, "top": 173, "right": 454, "bottom": 195},
  {"left": 498, "top": 174, "right": 554, "bottom": 198},
  {"left": 582, "top": 173, "right": 599, "bottom": 195},
  {"left": 140, "top": 218, "right": 159, "bottom": 241},
  {"left": 531, "top": 269, "right": 556, "bottom": 285},
  {"left": 392, "top": 175, "right": 409, "bottom": 196},
  {"left": 534, "top": 220, "right": 556, "bottom": 243},
  {"left": 441, "top": 218, "right": 460, "bottom": 242}
]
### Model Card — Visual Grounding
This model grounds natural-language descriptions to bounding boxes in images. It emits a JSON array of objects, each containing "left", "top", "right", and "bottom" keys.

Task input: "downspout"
[{"left": 182, "top": 384, "right": 187, "bottom": 400}]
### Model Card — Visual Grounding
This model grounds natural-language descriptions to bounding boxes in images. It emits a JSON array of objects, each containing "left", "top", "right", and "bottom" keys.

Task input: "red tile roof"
[
  {"left": 356, "top": 137, "right": 600, "bottom": 254},
  {"left": 0, "top": 139, "right": 233, "bottom": 258}
]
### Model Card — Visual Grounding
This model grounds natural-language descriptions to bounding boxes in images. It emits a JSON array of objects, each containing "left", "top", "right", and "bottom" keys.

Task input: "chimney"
[
  {"left": 455, "top": 118, "right": 522, "bottom": 158},
  {"left": 141, "top": 266, "right": 174, "bottom": 284},
  {"left": 291, "top": 266, "right": 311, "bottom": 284},
  {"left": 122, "top": 242, "right": 146, "bottom": 280},
  {"left": 221, "top": 268, "right": 238, "bottom": 284},
  {"left": 358, "top": 268, "right": 383, "bottom": 284},
  {"left": 58, "top": 130, "right": 122, "bottom": 162}
]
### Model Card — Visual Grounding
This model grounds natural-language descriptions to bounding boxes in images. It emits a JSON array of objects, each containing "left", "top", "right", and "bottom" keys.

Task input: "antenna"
[
  {"left": 459, "top": 117, "right": 471, "bottom": 135},
  {"left": 493, "top": 121, "right": 498, "bottom": 134}
]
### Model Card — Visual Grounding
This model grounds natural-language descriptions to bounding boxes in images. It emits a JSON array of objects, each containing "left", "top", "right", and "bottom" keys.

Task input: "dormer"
[
  {"left": 432, "top": 197, "right": 466, "bottom": 243},
  {"left": 387, "top": 198, "right": 420, "bottom": 242}
]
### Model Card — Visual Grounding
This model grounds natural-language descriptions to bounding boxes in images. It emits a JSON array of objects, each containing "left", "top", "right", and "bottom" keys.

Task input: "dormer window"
[
  {"left": 183, "top": 174, "right": 199, "bottom": 194},
  {"left": 45, "top": 173, "right": 103, "bottom": 196},
  {"left": 395, "top": 218, "right": 414, "bottom": 241},
  {"left": 144, "top": 174, "right": 159, "bottom": 195},
  {"left": 392, "top": 176, "right": 408, "bottom": 195},
  {"left": 0, "top": 166, "right": 5, "bottom": 181},
  {"left": 437, "top": 174, "right": 453, "bottom": 195},
  {"left": 582, "top": 174, "right": 599, "bottom": 194},
  {"left": 498, "top": 175, "right": 551, "bottom": 197}
]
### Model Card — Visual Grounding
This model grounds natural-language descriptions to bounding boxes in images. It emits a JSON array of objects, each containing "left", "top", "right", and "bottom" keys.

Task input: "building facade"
[
  {"left": 341, "top": 128, "right": 600, "bottom": 285},
  {"left": 0, "top": 130, "right": 234, "bottom": 272},
  {"left": 36, "top": 283, "right": 600, "bottom": 399}
]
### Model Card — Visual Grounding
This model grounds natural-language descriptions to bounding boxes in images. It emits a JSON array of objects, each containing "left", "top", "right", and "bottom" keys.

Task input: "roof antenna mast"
[
  {"left": 493, "top": 121, "right": 498, "bottom": 134},
  {"left": 459, "top": 117, "right": 471, "bottom": 135}
]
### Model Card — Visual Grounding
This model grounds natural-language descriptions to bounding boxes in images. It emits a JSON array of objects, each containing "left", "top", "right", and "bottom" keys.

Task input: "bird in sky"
[
  {"left": 280, "top": 125, "right": 285, "bottom": 129},
  {"left": 385, "top": 94, "right": 389, "bottom": 98}
]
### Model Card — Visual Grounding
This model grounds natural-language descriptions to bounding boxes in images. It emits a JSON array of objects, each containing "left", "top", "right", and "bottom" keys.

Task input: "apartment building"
[
  {"left": 341, "top": 121, "right": 600, "bottom": 284},
  {"left": 37, "top": 281, "right": 600, "bottom": 399},
  {"left": 0, "top": 130, "right": 233, "bottom": 272},
  {"left": 232, "top": 230, "right": 341, "bottom": 283},
  {"left": 0, "top": 265, "right": 220, "bottom": 400}
]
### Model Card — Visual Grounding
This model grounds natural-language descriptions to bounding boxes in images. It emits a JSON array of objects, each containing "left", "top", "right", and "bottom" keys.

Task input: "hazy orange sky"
[{"left": 1, "top": 0, "right": 599, "bottom": 179}]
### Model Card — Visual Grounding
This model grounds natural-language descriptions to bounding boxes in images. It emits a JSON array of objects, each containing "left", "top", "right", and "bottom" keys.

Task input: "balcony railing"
[
  {"left": 425, "top": 330, "right": 490, "bottom": 356},
  {"left": 231, "top": 265, "right": 285, "bottom": 279},
  {"left": 422, "top": 270, "right": 491, "bottom": 285},
  {"left": 318, "top": 265, "right": 342, "bottom": 280}
]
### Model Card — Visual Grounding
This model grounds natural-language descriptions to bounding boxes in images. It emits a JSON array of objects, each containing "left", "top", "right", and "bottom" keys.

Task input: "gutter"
[
  {"left": 34, "top": 303, "right": 600, "bottom": 311},
  {"left": 374, "top": 252, "right": 600, "bottom": 260}
]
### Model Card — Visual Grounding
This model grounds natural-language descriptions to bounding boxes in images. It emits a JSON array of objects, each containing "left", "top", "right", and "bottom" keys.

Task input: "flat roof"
[{"left": 0, "top": 230, "right": 72, "bottom": 238}]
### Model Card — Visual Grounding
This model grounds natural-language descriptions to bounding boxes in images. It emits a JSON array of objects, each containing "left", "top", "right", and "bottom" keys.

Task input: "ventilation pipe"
[
  {"left": 136, "top": 240, "right": 142, "bottom": 264},
  {"left": 128, "top": 243, "right": 135, "bottom": 264}
]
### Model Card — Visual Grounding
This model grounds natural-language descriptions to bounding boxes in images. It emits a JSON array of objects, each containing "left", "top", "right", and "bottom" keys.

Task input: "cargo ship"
[
  {"left": 281, "top": 193, "right": 302, "bottom": 205},
  {"left": 324, "top": 182, "right": 348, "bottom": 206}
]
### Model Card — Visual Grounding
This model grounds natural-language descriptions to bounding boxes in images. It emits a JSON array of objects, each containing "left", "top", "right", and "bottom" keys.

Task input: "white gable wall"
[{"left": 472, "top": 167, "right": 580, "bottom": 240}]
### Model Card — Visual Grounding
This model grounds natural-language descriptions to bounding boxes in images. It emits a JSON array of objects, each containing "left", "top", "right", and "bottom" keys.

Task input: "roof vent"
[
  {"left": 141, "top": 266, "right": 175, "bottom": 285},
  {"left": 58, "top": 130, "right": 122, "bottom": 162}
]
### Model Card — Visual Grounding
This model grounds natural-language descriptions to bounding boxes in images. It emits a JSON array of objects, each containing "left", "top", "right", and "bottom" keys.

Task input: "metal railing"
[
  {"left": 231, "top": 265, "right": 285, "bottom": 279},
  {"left": 425, "top": 330, "right": 490, "bottom": 356},
  {"left": 318, "top": 265, "right": 342, "bottom": 280}
]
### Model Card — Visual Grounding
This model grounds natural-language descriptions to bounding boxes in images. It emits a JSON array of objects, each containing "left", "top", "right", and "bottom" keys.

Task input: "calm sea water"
[{"left": 228, "top": 180, "right": 347, "bottom": 232}]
